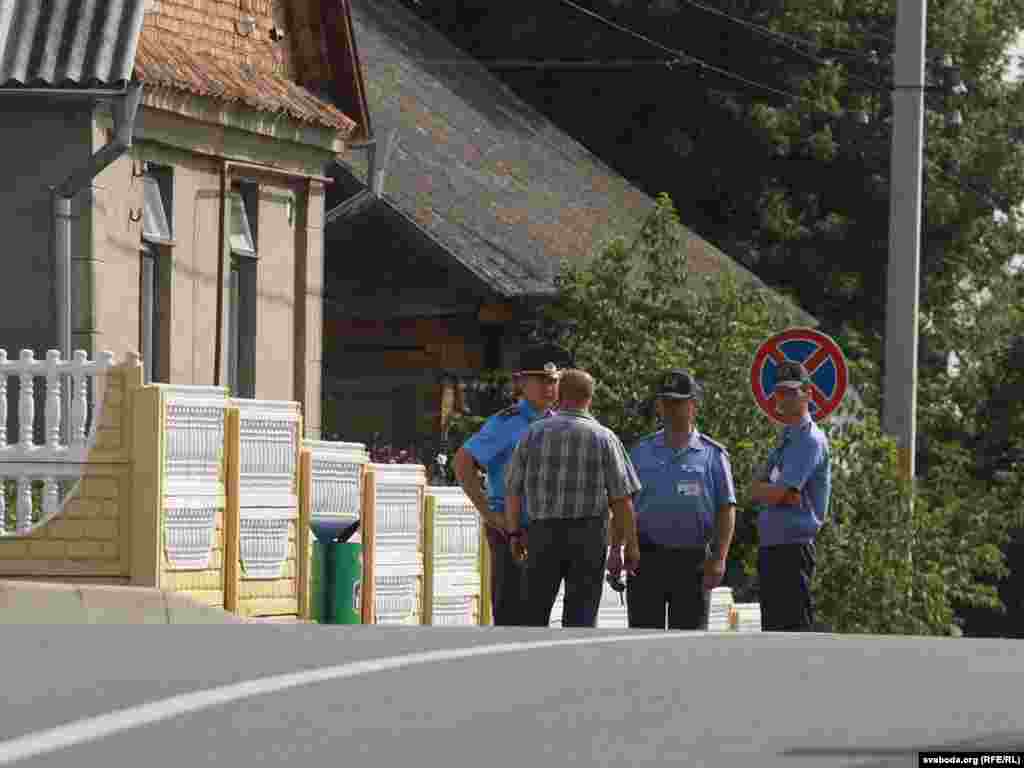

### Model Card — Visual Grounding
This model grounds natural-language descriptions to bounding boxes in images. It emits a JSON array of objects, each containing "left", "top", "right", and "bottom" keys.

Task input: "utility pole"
[{"left": 883, "top": 0, "right": 927, "bottom": 482}]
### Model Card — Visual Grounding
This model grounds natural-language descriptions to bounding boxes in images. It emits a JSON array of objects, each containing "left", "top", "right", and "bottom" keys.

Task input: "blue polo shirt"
[
  {"left": 462, "top": 398, "right": 549, "bottom": 527},
  {"left": 757, "top": 416, "right": 831, "bottom": 546},
  {"left": 630, "top": 429, "right": 736, "bottom": 549}
]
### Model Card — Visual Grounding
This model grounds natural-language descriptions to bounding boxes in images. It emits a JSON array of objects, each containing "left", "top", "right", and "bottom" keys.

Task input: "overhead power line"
[
  {"left": 557, "top": 0, "right": 803, "bottom": 102},
  {"left": 675, "top": 0, "right": 888, "bottom": 90},
  {"left": 676, "top": 0, "right": 889, "bottom": 66}
]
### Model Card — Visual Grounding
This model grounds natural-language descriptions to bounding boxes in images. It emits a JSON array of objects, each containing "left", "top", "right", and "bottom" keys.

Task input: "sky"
[{"left": 1010, "top": 31, "right": 1024, "bottom": 82}]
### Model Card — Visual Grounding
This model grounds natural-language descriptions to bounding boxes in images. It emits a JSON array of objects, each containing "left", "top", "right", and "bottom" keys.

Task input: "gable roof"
[
  {"left": 133, "top": 31, "right": 356, "bottom": 134},
  {"left": 338, "top": 0, "right": 775, "bottom": 301},
  {"left": 135, "top": 1, "right": 355, "bottom": 134},
  {"left": 0, "top": 0, "right": 146, "bottom": 88}
]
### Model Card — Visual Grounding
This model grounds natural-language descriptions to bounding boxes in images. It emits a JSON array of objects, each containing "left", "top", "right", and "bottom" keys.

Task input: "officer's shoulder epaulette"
[
  {"left": 495, "top": 404, "right": 522, "bottom": 419},
  {"left": 700, "top": 434, "right": 730, "bottom": 455}
]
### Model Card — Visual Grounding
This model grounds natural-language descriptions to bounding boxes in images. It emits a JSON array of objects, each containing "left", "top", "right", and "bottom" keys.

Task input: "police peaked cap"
[
  {"left": 775, "top": 361, "right": 811, "bottom": 388},
  {"left": 516, "top": 344, "right": 573, "bottom": 378},
  {"left": 653, "top": 369, "right": 702, "bottom": 400}
]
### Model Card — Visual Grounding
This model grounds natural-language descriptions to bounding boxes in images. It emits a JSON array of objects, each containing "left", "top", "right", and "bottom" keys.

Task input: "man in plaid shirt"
[{"left": 504, "top": 369, "right": 642, "bottom": 627}]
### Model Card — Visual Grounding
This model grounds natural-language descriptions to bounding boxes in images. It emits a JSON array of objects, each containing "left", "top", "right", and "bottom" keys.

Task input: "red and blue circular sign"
[{"left": 750, "top": 328, "right": 848, "bottom": 424}]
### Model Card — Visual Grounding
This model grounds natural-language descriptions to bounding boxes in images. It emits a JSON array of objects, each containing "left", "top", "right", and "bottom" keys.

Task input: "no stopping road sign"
[{"left": 750, "top": 328, "right": 848, "bottom": 423}]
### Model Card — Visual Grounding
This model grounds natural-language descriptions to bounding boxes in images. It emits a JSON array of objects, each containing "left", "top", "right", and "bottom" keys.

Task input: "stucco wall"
[
  {"left": 254, "top": 182, "right": 297, "bottom": 402},
  {"left": 88, "top": 104, "right": 329, "bottom": 431}
]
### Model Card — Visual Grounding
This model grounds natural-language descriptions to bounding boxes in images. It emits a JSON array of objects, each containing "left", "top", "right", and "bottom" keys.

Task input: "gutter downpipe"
[
  {"left": 323, "top": 129, "right": 397, "bottom": 223},
  {"left": 325, "top": 137, "right": 375, "bottom": 224},
  {"left": 53, "top": 82, "right": 144, "bottom": 368}
]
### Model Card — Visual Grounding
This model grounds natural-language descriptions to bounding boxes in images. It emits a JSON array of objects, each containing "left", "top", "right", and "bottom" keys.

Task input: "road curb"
[{"left": 0, "top": 580, "right": 251, "bottom": 624}]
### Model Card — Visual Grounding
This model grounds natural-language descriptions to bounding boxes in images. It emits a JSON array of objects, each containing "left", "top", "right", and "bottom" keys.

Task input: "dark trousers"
[
  {"left": 627, "top": 545, "right": 707, "bottom": 630},
  {"left": 486, "top": 527, "right": 526, "bottom": 626},
  {"left": 524, "top": 517, "right": 608, "bottom": 628},
  {"left": 758, "top": 543, "right": 816, "bottom": 632}
]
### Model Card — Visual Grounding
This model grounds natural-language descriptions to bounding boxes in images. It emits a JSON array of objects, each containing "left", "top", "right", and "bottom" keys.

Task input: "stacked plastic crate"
[
  {"left": 423, "top": 486, "right": 481, "bottom": 626},
  {"left": 367, "top": 463, "right": 426, "bottom": 625}
]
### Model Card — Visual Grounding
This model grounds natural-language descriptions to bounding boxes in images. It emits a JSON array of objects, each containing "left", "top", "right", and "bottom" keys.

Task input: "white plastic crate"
[
  {"left": 707, "top": 586, "right": 734, "bottom": 632},
  {"left": 371, "top": 463, "right": 424, "bottom": 554},
  {"left": 374, "top": 573, "right": 418, "bottom": 625},
  {"left": 731, "top": 602, "right": 762, "bottom": 633},
  {"left": 431, "top": 593, "right": 475, "bottom": 626},
  {"left": 426, "top": 486, "right": 481, "bottom": 600}
]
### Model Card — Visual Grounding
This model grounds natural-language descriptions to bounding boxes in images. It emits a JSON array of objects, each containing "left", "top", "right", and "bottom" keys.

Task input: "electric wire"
[
  {"left": 557, "top": 0, "right": 803, "bottom": 102},
  {"left": 674, "top": 0, "right": 889, "bottom": 90},
  {"left": 676, "top": 0, "right": 891, "bottom": 65}
]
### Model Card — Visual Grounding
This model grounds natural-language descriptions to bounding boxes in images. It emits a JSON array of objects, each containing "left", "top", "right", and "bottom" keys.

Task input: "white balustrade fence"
[{"left": 1, "top": 348, "right": 115, "bottom": 536}]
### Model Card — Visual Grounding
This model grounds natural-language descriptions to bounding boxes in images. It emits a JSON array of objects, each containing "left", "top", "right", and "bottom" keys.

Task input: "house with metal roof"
[
  {"left": 0, "top": 0, "right": 364, "bottom": 438},
  {"left": 318, "top": 0, "right": 810, "bottom": 453}
]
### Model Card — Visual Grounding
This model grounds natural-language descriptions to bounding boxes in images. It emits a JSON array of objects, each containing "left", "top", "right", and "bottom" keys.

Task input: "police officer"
[
  {"left": 751, "top": 361, "right": 831, "bottom": 632},
  {"left": 610, "top": 370, "right": 736, "bottom": 630},
  {"left": 452, "top": 344, "right": 571, "bottom": 625}
]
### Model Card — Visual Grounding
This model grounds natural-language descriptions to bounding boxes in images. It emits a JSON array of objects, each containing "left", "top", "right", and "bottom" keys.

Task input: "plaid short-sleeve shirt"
[{"left": 505, "top": 409, "right": 642, "bottom": 522}]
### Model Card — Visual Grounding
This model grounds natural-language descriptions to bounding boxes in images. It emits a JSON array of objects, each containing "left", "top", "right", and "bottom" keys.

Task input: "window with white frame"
[
  {"left": 227, "top": 182, "right": 258, "bottom": 398},
  {"left": 140, "top": 163, "right": 173, "bottom": 384}
]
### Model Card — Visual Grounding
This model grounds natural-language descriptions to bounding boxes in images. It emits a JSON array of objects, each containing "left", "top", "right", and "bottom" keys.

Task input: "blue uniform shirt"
[
  {"left": 630, "top": 429, "right": 736, "bottom": 549},
  {"left": 757, "top": 416, "right": 831, "bottom": 546},
  {"left": 462, "top": 398, "right": 549, "bottom": 527}
]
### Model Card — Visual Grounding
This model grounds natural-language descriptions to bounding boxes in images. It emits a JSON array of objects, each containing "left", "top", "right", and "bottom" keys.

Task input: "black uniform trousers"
[
  {"left": 485, "top": 527, "right": 526, "bottom": 626},
  {"left": 626, "top": 540, "right": 707, "bottom": 630},
  {"left": 758, "top": 542, "right": 816, "bottom": 632},
  {"left": 523, "top": 516, "right": 608, "bottom": 628}
]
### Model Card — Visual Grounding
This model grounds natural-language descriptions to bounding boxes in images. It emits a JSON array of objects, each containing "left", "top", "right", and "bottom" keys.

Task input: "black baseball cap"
[
  {"left": 775, "top": 361, "right": 811, "bottom": 389},
  {"left": 653, "top": 369, "right": 702, "bottom": 400},
  {"left": 516, "top": 344, "right": 573, "bottom": 378}
]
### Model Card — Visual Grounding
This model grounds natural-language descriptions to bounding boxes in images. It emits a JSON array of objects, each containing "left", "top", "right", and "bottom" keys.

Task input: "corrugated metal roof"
[
  {"left": 0, "top": 0, "right": 146, "bottom": 88},
  {"left": 134, "top": 32, "right": 357, "bottom": 135}
]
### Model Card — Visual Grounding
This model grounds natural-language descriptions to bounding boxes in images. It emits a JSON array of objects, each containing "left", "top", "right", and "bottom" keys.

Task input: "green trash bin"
[{"left": 310, "top": 519, "right": 362, "bottom": 624}]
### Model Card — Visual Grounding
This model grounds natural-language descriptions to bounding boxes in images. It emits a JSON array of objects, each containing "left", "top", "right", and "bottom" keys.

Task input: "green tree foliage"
[{"left": 543, "top": 196, "right": 1011, "bottom": 635}]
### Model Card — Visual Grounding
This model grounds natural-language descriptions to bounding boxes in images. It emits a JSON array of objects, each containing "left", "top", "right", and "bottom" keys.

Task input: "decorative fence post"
[
  {"left": 223, "top": 406, "right": 241, "bottom": 613},
  {"left": 296, "top": 448, "right": 312, "bottom": 620},
  {"left": 479, "top": 526, "right": 493, "bottom": 626},
  {"left": 130, "top": 384, "right": 163, "bottom": 586},
  {"left": 361, "top": 466, "right": 376, "bottom": 624}
]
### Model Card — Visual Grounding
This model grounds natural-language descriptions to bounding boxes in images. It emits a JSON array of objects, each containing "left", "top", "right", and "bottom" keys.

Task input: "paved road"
[{"left": 1, "top": 626, "right": 1021, "bottom": 767}]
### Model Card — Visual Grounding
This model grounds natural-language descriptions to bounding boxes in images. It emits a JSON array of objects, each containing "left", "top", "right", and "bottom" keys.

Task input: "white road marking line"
[{"left": 0, "top": 632, "right": 675, "bottom": 765}]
